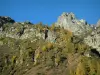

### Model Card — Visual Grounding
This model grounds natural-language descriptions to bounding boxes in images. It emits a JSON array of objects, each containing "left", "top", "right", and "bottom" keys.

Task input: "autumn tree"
[
  {"left": 76, "top": 62, "right": 86, "bottom": 75},
  {"left": 97, "top": 61, "right": 100, "bottom": 75},
  {"left": 88, "top": 59, "right": 97, "bottom": 75}
]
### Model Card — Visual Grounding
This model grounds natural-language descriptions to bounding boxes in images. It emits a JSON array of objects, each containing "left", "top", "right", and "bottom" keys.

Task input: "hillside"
[{"left": 0, "top": 13, "right": 100, "bottom": 75}]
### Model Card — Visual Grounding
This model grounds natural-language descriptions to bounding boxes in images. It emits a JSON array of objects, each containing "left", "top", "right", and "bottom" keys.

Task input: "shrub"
[
  {"left": 47, "top": 43, "right": 53, "bottom": 50},
  {"left": 88, "top": 59, "right": 97, "bottom": 75},
  {"left": 36, "top": 22, "right": 43, "bottom": 30},
  {"left": 42, "top": 46, "right": 47, "bottom": 51},
  {"left": 97, "top": 61, "right": 100, "bottom": 75},
  {"left": 50, "top": 23, "right": 55, "bottom": 31},
  {"left": 76, "top": 62, "right": 86, "bottom": 75},
  {"left": 34, "top": 52, "right": 40, "bottom": 65},
  {"left": 55, "top": 57, "right": 60, "bottom": 66},
  {"left": 11, "top": 55, "right": 17, "bottom": 64}
]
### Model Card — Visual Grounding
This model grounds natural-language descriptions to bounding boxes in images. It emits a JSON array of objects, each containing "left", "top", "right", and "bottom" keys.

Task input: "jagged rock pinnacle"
[{"left": 55, "top": 12, "right": 91, "bottom": 35}]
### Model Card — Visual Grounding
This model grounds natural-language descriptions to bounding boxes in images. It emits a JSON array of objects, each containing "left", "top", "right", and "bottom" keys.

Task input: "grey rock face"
[
  {"left": 55, "top": 12, "right": 91, "bottom": 35},
  {"left": 46, "top": 30, "right": 57, "bottom": 43},
  {"left": 96, "top": 19, "right": 100, "bottom": 27},
  {"left": 0, "top": 16, "right": 15, "bottom": 27},
  {"left": 0, "top": 22, "right": 57, "bottom": 43},
  {"left": 84, "top": 27, "right": 100, "bottom": 53}
]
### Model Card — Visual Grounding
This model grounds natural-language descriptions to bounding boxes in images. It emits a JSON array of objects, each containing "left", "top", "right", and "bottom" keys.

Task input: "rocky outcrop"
[
  {"left": 1, "top": 15, "right": 100, "bottom": 75},
  {"left": 46, "top": 30, "right": 57, "bottom": 42},
  {"left": 0, "top": 16, "right": 15, "bottom": 27},
  {"left": 55, "top": 12, "right": 92, "bottom": 35},
  {"left": 84, "top": 19, "right": 100, "bottom": 53},
  {"left": 84, "top": 27, "right": 100, "bottom": 53},
  {"left": 0, "top": 22, "right": 57, "bottom": 43},
  {"left": 96, "top": 19, "right": 100, "bottom": 27}
]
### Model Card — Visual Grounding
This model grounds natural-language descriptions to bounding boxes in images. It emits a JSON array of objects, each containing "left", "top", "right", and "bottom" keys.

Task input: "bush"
[
  {"left": 42, "top": 46, "right": 47, "bottom": 51},
  {"left": 50, "top": 23, "right": 55, "bottom": 31},
  {"left": 34, "top": 52, "right": 41, "bottom": 65},
  {"left": 11, "top": 55, "right": 17, "bottom": 64},
  {"left": 97, "top": 61, "right": 100, "bottom": 75},
  {"left": 76, "top": 62, "right": 86, "bottom": 75},
  {"left": 47, "top": 43, "right": 53, "bottom": 50},
  {"left": 88, "top": 59, "right": 97, "bottom": 75},
  {"left": 55, "top": 57, "right": 60, "bottom": 66}
]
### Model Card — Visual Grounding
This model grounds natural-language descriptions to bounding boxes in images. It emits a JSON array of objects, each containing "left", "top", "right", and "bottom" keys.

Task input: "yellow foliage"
[
  {"left": 35, "top": 53, "right": 40, "bottom": 59},
  {"left": 50, "top": 24, "right": 55, "bottom": 31},
  {"left": 47, "top": 43, "right": 53, "bottom": 49},
  {"left": 88, "top": 60, "right": 97, "bottom": 75},
  {"left": 76, "top": 62, "right": 86, "bottom": 75},
  {"left": 97, "top": 61, "right": 100, "bottom": 75},
  {"left": 55, "top": 57, "right": 60, "bottom": 66},
  {"left": 34, "top": 53, "right": 40, "bottom": 65},
  {"left": 42, "top": 46, "right": 47, "bottom": 51},
  {"left": 69, "top": 70, "right": 75, "bottom": 75},
  {"left": 11, "top": 55, "right": 17, "bottom": 63},
  {"left": 42, "top": 43, "right": 53, "bottom": 51}
]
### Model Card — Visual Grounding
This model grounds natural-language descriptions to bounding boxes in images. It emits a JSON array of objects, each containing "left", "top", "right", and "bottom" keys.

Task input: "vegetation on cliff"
[{"left": 0, "top": 16, "right": 100, "bottom": 75}]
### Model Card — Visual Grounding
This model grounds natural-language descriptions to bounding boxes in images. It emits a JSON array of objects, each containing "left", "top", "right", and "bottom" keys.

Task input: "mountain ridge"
[{"left": 0, "top": 12, "right": 100, "bottom": 75}]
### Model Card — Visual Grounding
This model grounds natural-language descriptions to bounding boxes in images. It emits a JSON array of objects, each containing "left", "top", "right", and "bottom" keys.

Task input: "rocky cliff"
[
  {"left": 0, "top": 14, "right": 100, "bottom": 75},
  {"left": 55, "top": 12, "right": 92, "bottom": 35},
  {"left": 84, "top": 20, "right": 100, "bottom": 53}
]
